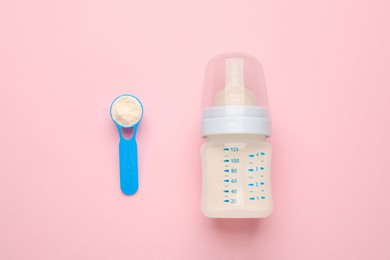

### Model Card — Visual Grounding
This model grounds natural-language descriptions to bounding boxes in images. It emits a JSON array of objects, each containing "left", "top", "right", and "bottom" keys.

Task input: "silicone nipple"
[{"left": 214, "top": 58, "right": 256, "bottom": 106}]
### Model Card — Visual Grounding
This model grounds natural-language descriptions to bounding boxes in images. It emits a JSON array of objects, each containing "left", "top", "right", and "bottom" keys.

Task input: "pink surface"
[{"left": 1, "top": 0, "right": 390, "bottom": 259}]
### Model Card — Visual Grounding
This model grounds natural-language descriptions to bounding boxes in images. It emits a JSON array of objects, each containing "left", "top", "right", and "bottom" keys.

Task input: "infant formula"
[{"left": 200, "top": 54, "right": 273, "bottom": 218}]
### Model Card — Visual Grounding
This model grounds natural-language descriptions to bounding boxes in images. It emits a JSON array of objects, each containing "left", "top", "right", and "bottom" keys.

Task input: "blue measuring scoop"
[{"left": 110, "top": 94, "right": 143, "bottom": 195}]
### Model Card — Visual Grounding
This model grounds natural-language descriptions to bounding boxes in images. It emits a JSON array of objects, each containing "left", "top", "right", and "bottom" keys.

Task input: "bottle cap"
[{"left": 201, "top": 53, "right": 271, "bottom": 137}]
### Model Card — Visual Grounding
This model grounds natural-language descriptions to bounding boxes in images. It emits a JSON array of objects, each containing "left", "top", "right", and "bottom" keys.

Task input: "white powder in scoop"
[{"left": 111, "top": 96, "right": 143, "bottom": 127}]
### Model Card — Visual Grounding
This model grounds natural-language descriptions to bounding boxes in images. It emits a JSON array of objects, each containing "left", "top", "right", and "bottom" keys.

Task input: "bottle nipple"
[{"left": 214, "top": 58, "right": 256, "bottom": 106}]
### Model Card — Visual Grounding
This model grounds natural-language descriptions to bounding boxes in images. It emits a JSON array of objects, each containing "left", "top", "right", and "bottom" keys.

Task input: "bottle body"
[{"left": 201, "top": 134, "right": 272, "bottom": 218}]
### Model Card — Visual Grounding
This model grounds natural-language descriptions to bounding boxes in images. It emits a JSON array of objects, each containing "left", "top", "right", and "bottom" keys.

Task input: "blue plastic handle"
[{"left": 118, "top": 125, "right": 139, "bottom": 195}]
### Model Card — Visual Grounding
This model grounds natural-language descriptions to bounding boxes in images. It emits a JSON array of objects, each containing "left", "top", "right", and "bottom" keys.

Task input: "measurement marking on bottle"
[{"left": 218, "top": 147, "right": 270, "bottom": 208}]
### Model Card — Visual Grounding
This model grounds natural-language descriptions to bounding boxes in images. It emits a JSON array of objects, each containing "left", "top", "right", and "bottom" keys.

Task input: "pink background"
[{"left": 1, "top": 0, "right": 390, "bottom": 259}]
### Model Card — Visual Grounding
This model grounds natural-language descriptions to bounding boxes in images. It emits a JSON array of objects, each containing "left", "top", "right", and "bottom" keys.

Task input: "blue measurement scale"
[{"left": 222, "top": 146, "right": 267, "bottom": 205}]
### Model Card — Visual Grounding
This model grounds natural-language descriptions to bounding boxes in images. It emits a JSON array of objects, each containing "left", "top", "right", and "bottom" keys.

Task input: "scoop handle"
[{"left": 119, "top": 136, "right": 139, "bottom": 195}]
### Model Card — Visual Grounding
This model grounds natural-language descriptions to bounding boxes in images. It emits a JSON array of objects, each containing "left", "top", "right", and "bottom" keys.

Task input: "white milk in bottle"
[{"left": 200, "top": 53, "right": 273, "bottom": 218}]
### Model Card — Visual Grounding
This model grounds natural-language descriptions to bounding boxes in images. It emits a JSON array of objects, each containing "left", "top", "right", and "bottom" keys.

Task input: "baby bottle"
[{"left": 200, "top": 53, "right": 273, "bottom": 218}]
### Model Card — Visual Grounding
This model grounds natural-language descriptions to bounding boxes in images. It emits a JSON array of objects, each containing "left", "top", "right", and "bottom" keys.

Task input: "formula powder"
[{"left": 111, "top": 96, "right": 143, "bottom": 127}]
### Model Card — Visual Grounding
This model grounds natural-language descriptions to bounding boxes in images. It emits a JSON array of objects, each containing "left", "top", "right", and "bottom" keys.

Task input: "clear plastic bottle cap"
[{"left": 201, "top": 53, "right": 271, "bottom": 137}]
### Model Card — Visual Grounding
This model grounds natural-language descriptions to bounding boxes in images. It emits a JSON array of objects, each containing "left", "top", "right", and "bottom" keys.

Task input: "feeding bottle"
[{"left": 200, "top": 53, "right": 273, "bottom": 218}]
